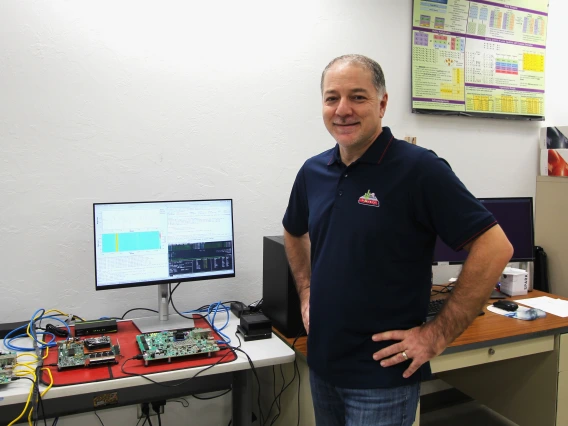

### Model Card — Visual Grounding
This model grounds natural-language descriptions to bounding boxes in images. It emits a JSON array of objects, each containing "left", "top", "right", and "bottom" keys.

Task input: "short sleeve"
[
  {"left": 282, "top": 165, "right": 309, "bottom": 237},
  {"left": 413, "top": 150, "right": 496, "bottom": 250}
]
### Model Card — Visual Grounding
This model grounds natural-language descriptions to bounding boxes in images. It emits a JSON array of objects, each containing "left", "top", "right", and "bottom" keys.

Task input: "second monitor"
[{"left": 433, "top": 197, "right": 534, "bottom": 264}]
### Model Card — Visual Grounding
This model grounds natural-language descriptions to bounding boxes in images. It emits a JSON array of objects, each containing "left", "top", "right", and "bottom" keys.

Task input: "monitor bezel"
[
  {"left": 93, "top": 198, "right": 236, "bottom": 291},
  {"left": 432, "top": 196, "right": 535, "bottom": 265}
]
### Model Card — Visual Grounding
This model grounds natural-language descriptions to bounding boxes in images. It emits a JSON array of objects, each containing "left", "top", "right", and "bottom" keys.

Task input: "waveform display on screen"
[
  {"left": 102, "top": 231, "right": 161, "bottom": 253},
  {"left": 168, "top": 241, "right": 233, "bottom": 276}
]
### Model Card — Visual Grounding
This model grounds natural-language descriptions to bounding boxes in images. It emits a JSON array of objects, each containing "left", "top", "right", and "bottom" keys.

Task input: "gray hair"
[{"left": 320, "top": 54, "right": 386, "bottom": 96}]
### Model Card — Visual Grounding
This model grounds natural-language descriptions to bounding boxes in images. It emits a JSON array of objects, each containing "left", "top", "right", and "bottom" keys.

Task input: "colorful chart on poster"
[{"left": 412, "top": 0, "right": 548, "bottom": 118}]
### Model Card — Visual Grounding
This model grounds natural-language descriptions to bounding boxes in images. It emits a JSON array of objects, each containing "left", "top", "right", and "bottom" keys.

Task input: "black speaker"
[
  {"left": 534, "top": 246, "right": 549, "bottom": 293},
  {"left": 262, "top": 236, "right": 306, "bottom": 338}
]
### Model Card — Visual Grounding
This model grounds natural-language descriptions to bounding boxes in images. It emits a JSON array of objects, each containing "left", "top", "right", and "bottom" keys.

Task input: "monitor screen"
[
  {"left": 433, "top": 197, "right": 534, "bottom": 264},
  {"left": 94, "top": 199, "right": 235, "bottom": 290}
]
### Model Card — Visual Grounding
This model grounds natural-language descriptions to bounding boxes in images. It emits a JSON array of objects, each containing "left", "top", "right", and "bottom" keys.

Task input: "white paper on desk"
[{"left": 516, "top": 296, "right": 568, "bottom": 317}]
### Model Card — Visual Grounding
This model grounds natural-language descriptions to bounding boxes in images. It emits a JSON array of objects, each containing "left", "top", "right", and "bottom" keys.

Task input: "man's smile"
[{"left": 334, "top": 122, "right": 360, "bottom": 132}]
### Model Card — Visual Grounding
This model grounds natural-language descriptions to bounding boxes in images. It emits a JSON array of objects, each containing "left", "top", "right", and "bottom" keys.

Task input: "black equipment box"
[
  {"left": 237, "top": 313, "right": 272, "bottom": 341},
  {"left": 262, "top": 236, "right": 306, "bottom": 338},
  {"left": 240, "top": 313, "right": 271, "bottom": 335},
  {"left": 0, "top": 321, "right": 28, "bottom": 339}
]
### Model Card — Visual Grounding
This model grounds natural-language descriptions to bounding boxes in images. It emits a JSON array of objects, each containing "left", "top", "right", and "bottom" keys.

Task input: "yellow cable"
[
  {"left": 17, "top": 353, "right": 39, "bottom": 361},
  {"left": 15, "top": 362, "right": 38, "bottom": 371},
  {"left": 15, "top": 352, "right": 41, "bottom": 368},
  {"left": 8, "top": 366, "right": 52, "bottom": 426},
  {"left": 43, "top": 309, "right": 68, "bottom": 316},
  {"left": 25, "top": 323, "right": 36, "bottom": 342},
  {"left": 26, "top": 322, "right": 47, "bottom": 346},
  {"left": 9, "top": 310, "right": 70, "bottom": 425},
  {"left": 7, "top": 377, "right": 35, "bottom": 426},
  {"left": 15, "top": 354, "right": 40, "bottom": 370},
  {"left": 40, "top": 367, "right": 53, "bottom": 396},
  {"left": 26, "top": 368, "right": 53, "bottom": 426},
  {"left": 14, "top": 365, "right": 36, "bottom": 375},
  {"left": 14, "top": 352, "right": 41, "bottom": 372}
]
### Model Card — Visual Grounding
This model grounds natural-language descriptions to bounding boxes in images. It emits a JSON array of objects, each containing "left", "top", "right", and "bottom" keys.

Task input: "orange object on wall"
[{"left": 548, "top": 150, "right": 568, "bottom": 176}]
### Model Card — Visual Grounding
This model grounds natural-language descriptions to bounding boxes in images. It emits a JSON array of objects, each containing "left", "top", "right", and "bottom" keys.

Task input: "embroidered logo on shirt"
[{"left": 358, "top": 190, "right": 379, "bottom": 207}]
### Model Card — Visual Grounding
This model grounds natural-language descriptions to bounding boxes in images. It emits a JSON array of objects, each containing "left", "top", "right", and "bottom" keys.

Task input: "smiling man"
[
  {"left": 321, "top": 58, "right": 387, "bottom": 166},
  {"left": 282, "top": 54, "right": 513, "bottom": 426}
]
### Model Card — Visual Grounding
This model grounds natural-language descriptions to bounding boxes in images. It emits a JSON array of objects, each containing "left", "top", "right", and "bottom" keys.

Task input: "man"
[{"left": 282, "top": 54, "right": 513, "bottom": 426}]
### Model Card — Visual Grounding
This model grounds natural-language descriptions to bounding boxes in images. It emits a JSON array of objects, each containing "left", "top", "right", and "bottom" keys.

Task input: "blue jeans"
[{"left": 309, "top": 369, "right": 420, "bottom": 426}]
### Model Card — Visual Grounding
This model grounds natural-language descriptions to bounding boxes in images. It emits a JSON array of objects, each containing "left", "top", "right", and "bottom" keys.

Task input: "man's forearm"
[
  {"left": 428, "top": 225, "right": 513, "bottom": 345},
  {"left": 283, "top": 230, "right": 311, "bottom": 301}
]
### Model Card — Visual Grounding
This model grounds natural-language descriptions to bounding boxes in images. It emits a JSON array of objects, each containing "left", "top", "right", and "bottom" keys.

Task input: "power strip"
[{"left": 137, "top": 403, "right": 164, "bottom": 419}]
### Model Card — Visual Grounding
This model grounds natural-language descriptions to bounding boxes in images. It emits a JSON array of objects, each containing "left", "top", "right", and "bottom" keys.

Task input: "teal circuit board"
[
  {"left": 57, "top": 337, "right": 121, "bottom": 371},
  {"left": 0, "top": 351, "right": 17, "bottom": 385},
  {"left": 136, "top": 328, "right": 220, "bottom": 366}
]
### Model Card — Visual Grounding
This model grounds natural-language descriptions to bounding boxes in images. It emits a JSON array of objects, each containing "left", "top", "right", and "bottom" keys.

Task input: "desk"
[
  {"left": 0, "top": 314, "right": 295, "bottom": 426},
  {"left": 275, "top": 290, "right": 568, "bottom": 426}
]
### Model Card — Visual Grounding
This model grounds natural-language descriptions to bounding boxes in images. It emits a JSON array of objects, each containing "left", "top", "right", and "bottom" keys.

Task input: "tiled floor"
[{"left": 421, "top": 401, "right": 519, "bottom": 426}]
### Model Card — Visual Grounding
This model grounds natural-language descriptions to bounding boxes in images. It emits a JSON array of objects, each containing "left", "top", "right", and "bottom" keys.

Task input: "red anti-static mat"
[{"left": 40, "top": 317, "right": 237, "bottom": 386}]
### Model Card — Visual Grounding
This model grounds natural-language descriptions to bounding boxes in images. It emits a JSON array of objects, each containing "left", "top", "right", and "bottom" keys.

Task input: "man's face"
[{"left": 322, "top": 63, "right": 388, "bottom": 151}]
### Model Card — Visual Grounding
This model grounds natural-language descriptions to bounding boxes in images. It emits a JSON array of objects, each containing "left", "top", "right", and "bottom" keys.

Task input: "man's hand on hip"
[{"left": 371, "top": 325, "right": 447, "bottom": 378}]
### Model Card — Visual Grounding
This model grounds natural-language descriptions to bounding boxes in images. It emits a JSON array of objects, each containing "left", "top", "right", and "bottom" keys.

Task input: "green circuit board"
[
  {"left": 57, "top": 337, "right": 120, "bottom": 370},
  {"left": 57, "top": 339, "right": 86, "bottom": 369},
  {"left": 0, "top": 351, "right": 17, "bottom": 385},
  {"left": 136, "top": 328, "right": 220, "bottom": 366}
]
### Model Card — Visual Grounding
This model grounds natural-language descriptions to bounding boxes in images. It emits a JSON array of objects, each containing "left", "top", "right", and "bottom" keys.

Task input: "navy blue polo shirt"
[{"left": 283, "top": 127, "right": 496, "bottom": 389}]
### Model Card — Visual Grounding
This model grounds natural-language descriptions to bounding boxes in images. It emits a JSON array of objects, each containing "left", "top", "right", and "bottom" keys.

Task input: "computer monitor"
[
  {"left": 93, "top": 199, "right": 235, "bottom": 332},
  {"left": 433, "top": 197, "right": 534, "bottom": 265}
]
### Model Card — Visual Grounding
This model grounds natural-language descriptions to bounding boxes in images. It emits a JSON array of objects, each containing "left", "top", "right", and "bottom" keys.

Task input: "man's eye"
[
  {"left": 353, "top": 96, "right": 365, "bottom": 101},
  {"left": 325, "top": 97, "right": 337, "bottom": 102}
]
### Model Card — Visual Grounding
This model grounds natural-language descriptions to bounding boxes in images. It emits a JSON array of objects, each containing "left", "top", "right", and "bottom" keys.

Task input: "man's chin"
[{"left": 333, "top": 134, "right": 359, "bottom": 146}]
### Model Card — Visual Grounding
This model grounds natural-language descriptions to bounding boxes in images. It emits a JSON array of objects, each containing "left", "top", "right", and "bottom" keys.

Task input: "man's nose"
[{"left": 335, "top": 98, "right": 352, "bottom": 116}]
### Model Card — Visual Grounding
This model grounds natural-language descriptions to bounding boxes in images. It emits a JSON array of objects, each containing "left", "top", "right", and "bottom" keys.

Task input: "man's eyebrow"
[{"left": 323, "top": 88, "right": 370, "bottom": 95}]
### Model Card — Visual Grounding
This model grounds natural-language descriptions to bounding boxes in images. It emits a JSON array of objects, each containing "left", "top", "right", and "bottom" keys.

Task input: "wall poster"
[{"left": 412, "top": 0, "right": 548, "bottom": 119}]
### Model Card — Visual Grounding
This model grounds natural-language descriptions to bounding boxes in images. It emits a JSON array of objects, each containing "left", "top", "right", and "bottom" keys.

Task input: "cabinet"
[{"left": 535, "top": 176, "right": 568, "bottom": 297}]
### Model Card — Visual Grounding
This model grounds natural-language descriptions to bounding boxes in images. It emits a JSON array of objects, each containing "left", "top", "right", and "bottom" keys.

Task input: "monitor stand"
[{"left": 132, "top": 284, "right": 195, "bottom": 333}]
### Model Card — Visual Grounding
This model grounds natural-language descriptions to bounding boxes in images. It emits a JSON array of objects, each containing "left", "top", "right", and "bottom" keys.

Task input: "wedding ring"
[{"left": 401, "top": 351, "right": 408, "bottom": 361}]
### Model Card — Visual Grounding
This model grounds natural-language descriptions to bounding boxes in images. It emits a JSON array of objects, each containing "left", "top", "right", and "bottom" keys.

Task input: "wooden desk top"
[{"left": 274, "top": 290, "right": 568, "bottom": 357}]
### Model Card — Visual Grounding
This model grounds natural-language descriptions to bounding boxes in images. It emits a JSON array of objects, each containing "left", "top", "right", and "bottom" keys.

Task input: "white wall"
[{"left": 2, "top": 1, "right": 568, "bottom": 425}]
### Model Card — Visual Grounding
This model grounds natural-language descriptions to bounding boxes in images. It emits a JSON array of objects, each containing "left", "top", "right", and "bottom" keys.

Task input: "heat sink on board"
[{"left": 57, "top": 336, "right": 121, "bottom": 370}]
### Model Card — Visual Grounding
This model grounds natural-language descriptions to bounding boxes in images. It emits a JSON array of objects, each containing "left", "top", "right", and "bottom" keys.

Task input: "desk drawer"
[
  {"left": 559, "top": 334, "right": 568, "bottom": 372},
  {"left": 431, "top": 336, "right": 554, "bottom": 374}
]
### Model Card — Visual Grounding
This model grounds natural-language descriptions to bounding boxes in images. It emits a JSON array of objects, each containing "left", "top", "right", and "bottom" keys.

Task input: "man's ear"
[{"left": 379, "top": 92, "right": 388, "bottom": 118}]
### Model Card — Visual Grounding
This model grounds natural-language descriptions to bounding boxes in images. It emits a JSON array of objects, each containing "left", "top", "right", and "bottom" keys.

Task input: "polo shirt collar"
[{"left": 328, "top": 127, "right": 394, "bottom": 166}]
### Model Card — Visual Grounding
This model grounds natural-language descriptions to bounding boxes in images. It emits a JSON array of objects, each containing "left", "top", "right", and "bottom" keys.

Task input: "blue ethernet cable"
[
  {"left": 207, "top": 302, "right": 231, "bottom": 344},
  {"left": 3, "top": 309, "right": 71, "bottom": 351},
  {"left": 182, "top": 302, "right": 231, "bottom": 344}
]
